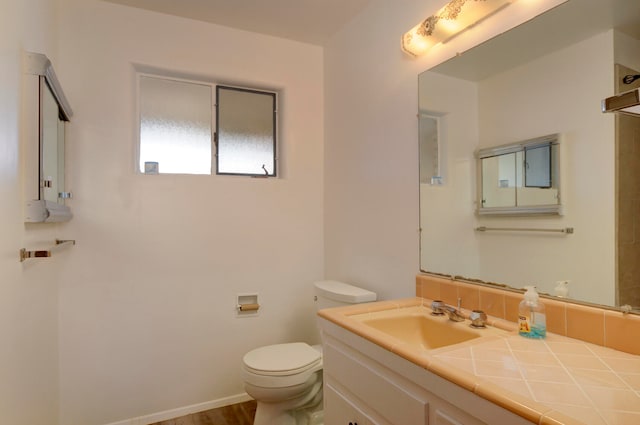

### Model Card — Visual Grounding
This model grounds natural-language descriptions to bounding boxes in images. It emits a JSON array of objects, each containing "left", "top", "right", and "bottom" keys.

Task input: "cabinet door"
[
  {"left": 324, "top": 383, "right": 372, "bottom": 425},
  {"left": 324, "top": 342, "right": 428, "bottom": 425},
  {"left": 434, "top": 409, "right": 464, "bottom": 425},
  {"left": 432, "top": 405, "right": 486, "bottom": 425}
]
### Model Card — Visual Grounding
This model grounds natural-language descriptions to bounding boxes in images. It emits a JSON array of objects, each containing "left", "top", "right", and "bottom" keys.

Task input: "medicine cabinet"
[
  {"left": 24, "top": 52, "right": 73, "bottom": 222},
  {"left": 476, "top": 134, "right": 560, "bottom": 215}
]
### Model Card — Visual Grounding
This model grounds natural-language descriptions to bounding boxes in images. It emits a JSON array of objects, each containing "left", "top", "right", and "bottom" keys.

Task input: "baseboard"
[{"left": 103, "top": 393, "right": 253, "bottom": 425}]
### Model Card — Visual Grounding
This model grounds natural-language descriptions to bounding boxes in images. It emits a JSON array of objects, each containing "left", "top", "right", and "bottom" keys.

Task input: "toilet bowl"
[
  {"left": 243, "top": 343, "right": 323, "bottom": 425},
  {"left": 241, "top": 280, "right": 377, "bottom": 425}
]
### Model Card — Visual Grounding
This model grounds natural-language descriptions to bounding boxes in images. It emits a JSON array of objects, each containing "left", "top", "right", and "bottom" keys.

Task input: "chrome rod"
[
  {"left": 55, "top": 239, "right": 76, "bottom": 246},
  {"left": 20, "top": 239, "right": 76, "bottom": 262},
  {"left": 475, "top": 226, "right": 573, "bottom": 234}
]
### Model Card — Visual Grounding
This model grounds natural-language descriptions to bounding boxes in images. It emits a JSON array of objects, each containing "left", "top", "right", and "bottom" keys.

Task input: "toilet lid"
[{"left": 243, "top": 342, "right": 321, "bottom": 376}]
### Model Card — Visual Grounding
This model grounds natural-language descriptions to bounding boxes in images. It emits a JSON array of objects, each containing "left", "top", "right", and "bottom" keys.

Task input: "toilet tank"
[{"left": 314, "top": 280, "right": 377, "bottom": 310}]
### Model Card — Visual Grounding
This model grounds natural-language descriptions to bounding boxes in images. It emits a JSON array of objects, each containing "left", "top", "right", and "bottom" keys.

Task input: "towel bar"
[
  {"left": 20, "top": 239, "right": 75, "bottom": 262},
  {"left": 475, "top": 226, "right": 573, "bottom": 234}
]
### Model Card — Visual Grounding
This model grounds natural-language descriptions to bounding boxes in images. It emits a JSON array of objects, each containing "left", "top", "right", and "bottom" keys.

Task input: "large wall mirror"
[{"left": 419, "top": 0, "right": 640, "bottom": 311}]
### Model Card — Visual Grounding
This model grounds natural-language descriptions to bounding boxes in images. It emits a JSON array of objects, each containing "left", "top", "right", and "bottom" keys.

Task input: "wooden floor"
[{"left": 150, "top": 400, "right": 256, "bottom": 425}]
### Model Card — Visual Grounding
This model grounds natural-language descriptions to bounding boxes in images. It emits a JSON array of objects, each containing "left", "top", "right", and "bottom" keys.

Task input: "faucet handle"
[
  {"left": 430, "top": 300, "right": 446, "bottom": 315},
  {"left": 469, "top": 310, "right": 488, "bottom": 328}
]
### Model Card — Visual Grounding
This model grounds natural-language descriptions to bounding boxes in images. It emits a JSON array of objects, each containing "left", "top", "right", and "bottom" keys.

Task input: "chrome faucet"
[{"left": 430, "top": 300, "right": 465, "bottom": 322}]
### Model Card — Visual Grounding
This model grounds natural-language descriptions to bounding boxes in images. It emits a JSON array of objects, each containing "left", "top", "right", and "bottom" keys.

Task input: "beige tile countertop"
[{"left": 318, "top": 298, "right": 640, "bottom": 425}]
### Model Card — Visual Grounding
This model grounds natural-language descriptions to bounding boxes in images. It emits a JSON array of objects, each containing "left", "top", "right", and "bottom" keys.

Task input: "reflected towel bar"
[
  {"left": 475, "top": 226, "right": 573, "bottom": 234},
  {"left": 20, "top": 239, "right": 76, "bottom": 262}
]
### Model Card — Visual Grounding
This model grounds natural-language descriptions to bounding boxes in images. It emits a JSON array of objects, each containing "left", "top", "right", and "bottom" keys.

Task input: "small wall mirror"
[
  {"left": 477, "top": 134, "right": 560, "bottom": 215},
  {"left": 24, "top": 52, "right": 73, "bottom": 222}
]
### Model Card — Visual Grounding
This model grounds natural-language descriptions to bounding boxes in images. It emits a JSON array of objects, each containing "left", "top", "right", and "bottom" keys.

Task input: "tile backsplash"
[{"left": 416, "top": 274, "right": 640, "bottom": 355}]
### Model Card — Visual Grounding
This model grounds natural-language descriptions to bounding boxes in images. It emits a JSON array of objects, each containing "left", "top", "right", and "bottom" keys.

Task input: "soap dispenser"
[
  {"left": 554, "top": 280, "right": 569, "bottom": 298},
  {"left": 518, "top": 286, "right": 546, "bottom": 339}
]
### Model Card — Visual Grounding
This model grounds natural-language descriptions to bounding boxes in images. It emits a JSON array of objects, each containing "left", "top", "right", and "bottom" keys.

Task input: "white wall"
[
  {"left": 323, "top": 0, "right": 436, "bottom": 301},
  {"left": 56, "top": 1, "right": 324, "bottom": 423},
  {"left": 615, "top": 31, "right": 640, "bottom": 72},
  {"left": 0, "top": 0, "right": 62, "bottom": 424}
]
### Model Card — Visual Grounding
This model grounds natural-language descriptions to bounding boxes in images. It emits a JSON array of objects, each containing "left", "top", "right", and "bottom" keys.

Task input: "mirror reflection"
[
  {"left": 477, "top": 135, "right": 560, "bottom": 214},
  {"left": 419, "top": 0, "right": 640, "bottom": 310},
  {"left": 419, "top": 114, "right": 443, "bottom": 185},
  {"left": 41, "top": 79, "right": 67, "bottom": 204}
]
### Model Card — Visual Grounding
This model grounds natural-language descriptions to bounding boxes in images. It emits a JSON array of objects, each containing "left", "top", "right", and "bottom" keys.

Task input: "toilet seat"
[
  {"left": 243, "top": 342, "right": 322, "bottom": 376},
  {"left": 242, "top": 343, "right": 323, "bottom": 388}
]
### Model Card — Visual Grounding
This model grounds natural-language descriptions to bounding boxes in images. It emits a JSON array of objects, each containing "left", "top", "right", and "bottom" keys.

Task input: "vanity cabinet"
[
  {"left": 323, "top": 338, "right": 427, "bottom": 425},
  {"left": 320, "top": 318, "right": 532, "bottom": 425}
]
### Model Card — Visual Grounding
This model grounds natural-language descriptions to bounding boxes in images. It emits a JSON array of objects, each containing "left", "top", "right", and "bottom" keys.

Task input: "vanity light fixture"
[
  {"left": 602, "top": 88, "right": 640, "bottom": 117},
  {"left": 401, "top": 0, "right": 513, "bottom": 57}
]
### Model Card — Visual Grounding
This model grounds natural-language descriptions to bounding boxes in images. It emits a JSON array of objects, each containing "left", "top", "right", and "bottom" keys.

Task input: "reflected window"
[
  {"left": 481, "top": 153, "right": 517, "bottom": 208},
  {"left": 524, "top": 145, "right": 551, "bottom": 188},
  {"left": 419, "top": 114, "right": 442, "bottom": 185},
  {"left": 476, "top": 134, "right": 560, "bottom": 215},
  {"left": 138, "top": 74, "right": 277, "bottom": 176}
]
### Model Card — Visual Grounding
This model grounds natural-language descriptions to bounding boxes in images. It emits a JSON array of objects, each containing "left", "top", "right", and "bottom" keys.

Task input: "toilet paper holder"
[{"left": 237, "top": 293, "right": 260, "bottom": 316}]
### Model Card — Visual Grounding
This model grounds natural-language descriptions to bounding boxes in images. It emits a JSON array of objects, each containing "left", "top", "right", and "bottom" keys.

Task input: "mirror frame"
[
  {"left": 24, "top": 52, "right": 73, "bottom": 223},
  {"left": 476, "top": 134, "right": 560, "bottom": 216}
]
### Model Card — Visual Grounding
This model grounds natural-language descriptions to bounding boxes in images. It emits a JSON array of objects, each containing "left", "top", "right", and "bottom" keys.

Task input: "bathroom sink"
[{"left": 352, "top": 306, "right": 504, "bottom": 350}]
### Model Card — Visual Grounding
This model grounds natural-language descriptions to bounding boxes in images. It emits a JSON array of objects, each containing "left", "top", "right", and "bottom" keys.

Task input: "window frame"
[
  {"left": 136, "top": 72, "right": 279, "bottom": 177},
  {"left": 215, "top": 85, "right": 278, "bottom": 177}
]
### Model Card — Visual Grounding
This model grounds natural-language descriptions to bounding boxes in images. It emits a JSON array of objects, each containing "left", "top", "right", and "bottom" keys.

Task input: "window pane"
[
  {"left": 481, "top": 153, "right": 517, "bottom": 208},
  {"left": 216, "top": 86, "right": 276, "bottom": 176},
  {"left": 524, "top": 145, "right": 551, "bottom": 188},
  {"left": 139, "top": 76, "right": 212, "bottom": 174},
  {"left": 418, "top": 114, "right": 440, "bottom": 185}
]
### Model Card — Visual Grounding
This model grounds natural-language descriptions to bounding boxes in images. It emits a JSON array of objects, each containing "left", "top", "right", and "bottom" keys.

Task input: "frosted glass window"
[
  {"left": 139, "top": 76, "right": 212, "bottom": 174},
  {"left": 216, "top": 86, "right": 276, "bottom": 176}
]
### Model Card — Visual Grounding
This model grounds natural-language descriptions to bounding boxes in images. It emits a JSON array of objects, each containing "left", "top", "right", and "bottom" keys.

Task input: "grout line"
[
  {"left": 504, "top": 339, "right": 536, "bottom": 401},
  {"left": 544, "top": 341, "right": 610, "bottom": 425},
  {"left": 585, "top": 344, "right": 639, "bottom": 394}
]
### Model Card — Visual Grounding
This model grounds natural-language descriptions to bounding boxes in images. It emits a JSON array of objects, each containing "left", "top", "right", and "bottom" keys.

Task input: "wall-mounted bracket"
[{"left": 20, "top": 239, "right": 75, "bottom": 262}]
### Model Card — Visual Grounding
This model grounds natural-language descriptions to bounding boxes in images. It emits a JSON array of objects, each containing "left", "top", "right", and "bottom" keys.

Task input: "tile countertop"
[{"left": 317, "top": 297, "right": 640, "bottom": 425}]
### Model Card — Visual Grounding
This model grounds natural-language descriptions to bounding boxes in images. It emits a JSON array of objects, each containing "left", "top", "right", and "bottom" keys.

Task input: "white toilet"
[{"left": 241, "top": 280, "right": 377, "bottom": 425}]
